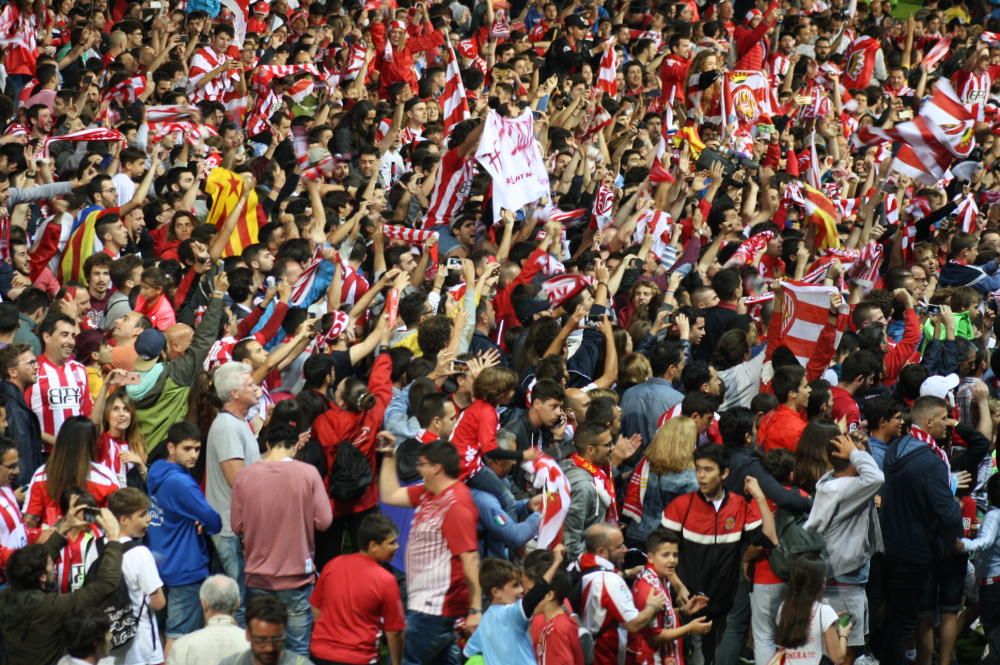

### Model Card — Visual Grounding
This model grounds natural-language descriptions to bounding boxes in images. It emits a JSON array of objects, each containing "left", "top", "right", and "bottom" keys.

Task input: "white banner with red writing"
[{"left": 475, "top": 108, "right": 551, "bottom": 219}]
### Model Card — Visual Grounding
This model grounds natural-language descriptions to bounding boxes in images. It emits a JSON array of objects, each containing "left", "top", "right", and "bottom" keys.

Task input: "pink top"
[{"left": 230, "top": 459, "right": 332, "bottom": 590}]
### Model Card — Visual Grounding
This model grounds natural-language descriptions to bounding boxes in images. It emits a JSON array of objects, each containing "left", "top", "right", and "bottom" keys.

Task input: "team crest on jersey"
[
  {"left": 846, "top": 51, "right": 865, "bottom": 79},
  {"left": 724, "top": 516, "right": 737, "bottom": 530}
]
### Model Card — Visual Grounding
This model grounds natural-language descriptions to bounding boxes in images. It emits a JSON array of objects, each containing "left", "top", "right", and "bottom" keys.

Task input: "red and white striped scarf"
[
  {"left": 41, "top": 128, "right": 126, "bottom": 158},
  {"left": 910, "top": 424, "right": 949, "bottom": 471}
]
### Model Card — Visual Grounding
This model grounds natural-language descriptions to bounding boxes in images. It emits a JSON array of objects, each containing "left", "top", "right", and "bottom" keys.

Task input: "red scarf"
[
  {"left": 910, "top": 424, "right": 950, "bottom": 471},
  {"left": 571, "top": 453, "right": 618, "bottom": 523}
]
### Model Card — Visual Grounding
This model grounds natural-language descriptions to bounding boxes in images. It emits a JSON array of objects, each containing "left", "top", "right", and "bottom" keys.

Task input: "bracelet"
[
  {"left": 468, "top": 608, "right": 481, "bottom": 615},
  {"left": 212, "top": 290, "right": 225, "bottom": 297}
]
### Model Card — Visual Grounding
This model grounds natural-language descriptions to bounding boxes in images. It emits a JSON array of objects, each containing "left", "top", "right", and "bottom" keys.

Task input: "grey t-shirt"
[{"left": 206, "top": 412, "right": 261, "bottom": 537}]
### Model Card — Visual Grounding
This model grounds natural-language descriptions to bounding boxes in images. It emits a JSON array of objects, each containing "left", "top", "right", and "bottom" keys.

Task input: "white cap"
[{"left": 920, "top": 373, "right": 960, "bottom": 399}]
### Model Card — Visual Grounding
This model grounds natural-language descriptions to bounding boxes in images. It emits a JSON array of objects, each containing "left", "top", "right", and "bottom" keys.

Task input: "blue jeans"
[
  {"left": 246, "top": 585, "right": 313, "bottom": 656},
  {"left": 165, "top": 582, "right": 205, "bottom": 639},
  {"left": 211, "top": 535, "right": 246, "bottom": 624},
  {"left": 403, "top": 610, "right": 461, "bottom": 665},
  {"left": 468, "top": 465, "right": 518, "bottom": 514}
]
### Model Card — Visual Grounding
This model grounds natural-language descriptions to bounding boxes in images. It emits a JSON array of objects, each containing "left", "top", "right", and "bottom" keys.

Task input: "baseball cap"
[
  {"left": 565, "top": 14, "right": 588, "bottom": 29},
  {"left": 920, "top": 373, "right": 960, "bottom": 399},
  {"left": 252, "top": 0, "right": 269, "bottom": 12},
  {"left": 135, "top": 329, "right": 166, "bottom": 362},
  {"left": 514, "top": 297, "right": 551, "bottom": 325}
]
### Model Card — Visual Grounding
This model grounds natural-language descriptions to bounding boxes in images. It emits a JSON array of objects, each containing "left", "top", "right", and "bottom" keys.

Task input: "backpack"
[
  {"left": 84, "top": 538, "right": 150, "bottom": 650},
  {"left": 328, "top": 439, "right": 373, "bottom": 502},
  {"left": 767, "top": 509, "right": 826, "bottom": 581}
]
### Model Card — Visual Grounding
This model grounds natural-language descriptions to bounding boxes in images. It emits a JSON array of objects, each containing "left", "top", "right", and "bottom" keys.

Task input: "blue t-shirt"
[{"left": 463, "top": 601, "right": 536, "bottom": 665}]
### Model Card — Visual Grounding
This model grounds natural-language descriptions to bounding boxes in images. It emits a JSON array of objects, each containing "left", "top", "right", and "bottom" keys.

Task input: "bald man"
[
  {"left": 164, "top": 323, "right": 194, "bottom": 360},
  {"left": 564, "top": 388, "right": 591, "bottom": 426},
  {"left": 575, "top": 523, "right": 664, "bottom": 664}
]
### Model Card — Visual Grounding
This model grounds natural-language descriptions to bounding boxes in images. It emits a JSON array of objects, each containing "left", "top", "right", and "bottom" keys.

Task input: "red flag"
[
  {"left": 522, "top": 455, "right": 571, "bottom": 549},
  {"left": 955, "top": 193, "right": 979, "bottom": 233},
  {"left": 843, "top": 36, "right": 881, "bottom": 90},
  {"left": 768, "top": 280, "right": 850, "bottom": 367},
  {"left": 595, "top": 40, "right": 618, "bottom": 96},
  {"left": 442, "top": 38, "right": 471, "bottom": 135}
]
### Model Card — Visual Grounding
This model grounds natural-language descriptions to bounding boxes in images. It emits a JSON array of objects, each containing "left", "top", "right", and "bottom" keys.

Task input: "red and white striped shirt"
[
  {"left": 25, "top": 354, "right": 92, "bottom": 443},
  {"left": 424, "top": 147, "right": 475, "bottom": 228},
  {"left": 189, "top": 45, "right": 240, "bottom": 104},
  {"left": 578, "top": 554, "right": 640, "bottom": 665},
  {"left": 54, "top": 526, "right": 101, "bottom": 593},
  {"left": 952, "top": 67, "right": 1000, "bottom": 121},
  {"left": 0, "top": 486, "right": 26, "bottom": 555},
  {"left": 23, "top": 461, "right": 121, "bottom": 526},
  {"left": 400, "top": 125, "right": 423, "bottom": 147},
  {"left": 404, "top": 481, "right": 478, "bottom": 617},
  {"left": 96, "top": 432, "right": 129, "bottom": 487}
]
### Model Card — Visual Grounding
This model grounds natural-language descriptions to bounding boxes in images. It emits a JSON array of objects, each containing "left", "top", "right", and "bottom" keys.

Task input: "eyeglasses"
[
  {"left": 15, "top": 359, "right": 38, "bottom": 367},
  {"left": 248, "top": 634, "right": 286, "bottom": 646}
]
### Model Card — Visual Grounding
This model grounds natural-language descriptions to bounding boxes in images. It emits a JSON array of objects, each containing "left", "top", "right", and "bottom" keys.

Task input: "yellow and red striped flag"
[
  {"left": 801, "top": 184, "right": 841, "bottom": 250},
  {"left": 60, "top": 208, "right": 103, "bottom": 283},
  {"left": 204, "top": 167, "right": 260, "bottom": 257}
]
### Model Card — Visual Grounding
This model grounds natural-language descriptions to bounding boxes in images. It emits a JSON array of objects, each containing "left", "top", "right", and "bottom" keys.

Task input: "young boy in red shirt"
[
  {"left": 527, "top": 555, "right": 585, "bottom": 665},
  {"left": 628, "top": 528, "right": 712, "bottom": 665}
]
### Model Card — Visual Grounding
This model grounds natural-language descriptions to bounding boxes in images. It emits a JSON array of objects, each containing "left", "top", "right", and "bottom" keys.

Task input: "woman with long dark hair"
[
  {"left": 22, "top": 416, "right": 121, "bottom": 527},
  {"left": 331, "top": 100, "right": 376, "bottom": 156},
  {"left": 794, "top": 419, "right": 840, "bottom": 495},
  {"left": 775, "top": 555, "right": 852, "bottom": 665}
]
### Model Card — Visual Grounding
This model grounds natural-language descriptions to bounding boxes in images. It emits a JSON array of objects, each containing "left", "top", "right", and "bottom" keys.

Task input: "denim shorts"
[{"left": 165, "top": 582, "right": 205, "bottom": 639}]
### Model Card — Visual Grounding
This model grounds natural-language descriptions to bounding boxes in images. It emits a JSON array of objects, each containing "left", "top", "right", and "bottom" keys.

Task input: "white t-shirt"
[
  {"left": 780, "top": 602, "right": 838, "bottom": 665},
  {"left": 112, "top": 173, "right": 137, "bottom": 207},
  {"left": 113, "top": 538, "right": 164, "bottom": 665}
]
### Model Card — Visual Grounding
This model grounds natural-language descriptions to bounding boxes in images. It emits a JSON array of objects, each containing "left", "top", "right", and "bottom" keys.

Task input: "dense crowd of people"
[{"left": 0, "top": 0, "right": 997, "bottom": 664}]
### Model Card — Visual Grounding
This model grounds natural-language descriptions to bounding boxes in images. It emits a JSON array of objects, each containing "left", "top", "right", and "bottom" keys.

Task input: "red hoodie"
[{"left": 313, "top": 353, "right": 393, "bottom": 517}]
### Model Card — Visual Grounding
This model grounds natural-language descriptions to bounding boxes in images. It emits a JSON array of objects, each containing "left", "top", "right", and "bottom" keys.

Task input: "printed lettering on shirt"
[{"left": 48, "top": 386, "right": 81, "bottom": 408}]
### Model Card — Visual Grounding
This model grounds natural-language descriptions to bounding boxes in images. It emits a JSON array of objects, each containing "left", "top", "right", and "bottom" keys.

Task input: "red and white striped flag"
[
  {"left": 102, "top": 75, "right": 148, "bottom": 106},
  {"left": 769, "top": 279, "right": 850, "bottom": 367},
  {"left": 649, "top": 121, "right": 676, "bottom": 183},
  {"left": 955, "top": 192, "right": 979, "bottom": 233},
  {"left": 290, "top": 248, "right": 325, "bottom": 307},
  {"left": 922, "top": 38, "right": 951, "bottom": 70},
  {"left": 848, "top": 240, "right": 884, "bottom": 289},
  {"left": 522, "top": 454, "right": 571, "bottom": 549},
  {"left": 724, "top": 230, "right": 774, "bottom": 269},
  {"left": 595, "top": 40, "right": 618, "bottom": 96},
  {"left": 41, "top": 128, "right": 126, "bottom": 158},
  {"left": 541, "top": 273, "right": 592, "bottom": 308},
  {"left": 442, "top": 38, "right": 471, "bottom": 136},
  {"left": 982, "top": 32, "right": 1000, "bottom": 45},
  {"left": 592, "top": 184, "right": 615, "bottom": 230}
]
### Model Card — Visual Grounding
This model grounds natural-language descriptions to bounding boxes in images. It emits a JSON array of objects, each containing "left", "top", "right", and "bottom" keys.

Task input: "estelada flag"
[
  {"left": 205, "top": 167, "right": 260, "bottom": 257},
  {"left": 60, "top": 208, "right": 104, "bottom": 283}
]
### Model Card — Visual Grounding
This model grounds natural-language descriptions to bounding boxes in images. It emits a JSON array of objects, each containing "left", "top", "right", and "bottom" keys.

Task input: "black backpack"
[
  {"left": 767, "top": 509, "right": 826, "bottom": 581},
  {"left": 328, "top": 439, "right": 373, "bottom": 502},
  {"left": 84, "top": 538, "right": 151, "bottom": 650}
]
